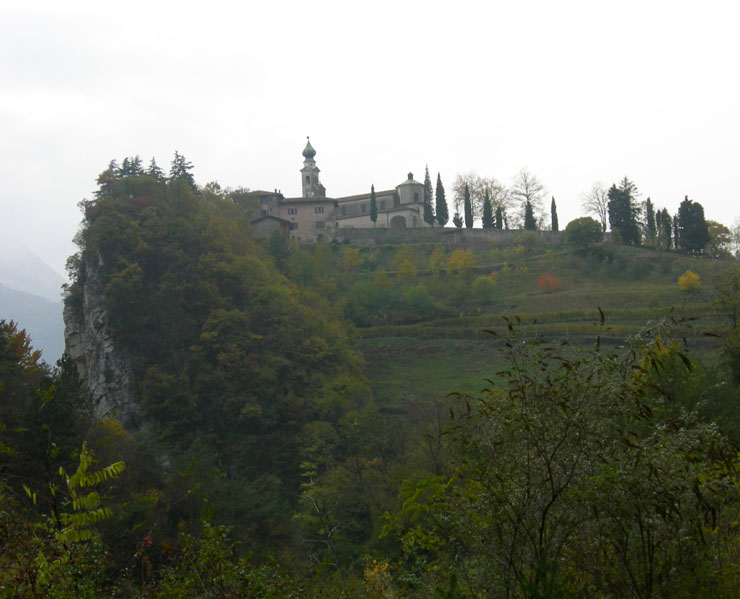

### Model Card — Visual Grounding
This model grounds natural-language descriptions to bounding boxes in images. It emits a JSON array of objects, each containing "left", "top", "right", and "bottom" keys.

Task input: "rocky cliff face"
[{"left": 63, "top": 254, "right": 141, "bottom": 429}]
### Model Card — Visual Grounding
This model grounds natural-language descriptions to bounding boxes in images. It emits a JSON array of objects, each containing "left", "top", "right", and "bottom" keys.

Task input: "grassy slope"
[{"left": 355, "top": 241, "right": 730, "bottom": 408}]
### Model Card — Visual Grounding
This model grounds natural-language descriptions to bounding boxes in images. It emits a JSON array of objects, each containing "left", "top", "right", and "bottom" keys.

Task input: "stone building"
[{"left": 246, "top": 139, "right": 429, "bottom": 241}]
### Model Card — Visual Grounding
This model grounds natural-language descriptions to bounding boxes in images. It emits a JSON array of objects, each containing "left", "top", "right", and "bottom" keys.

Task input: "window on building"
[
  {"left": 315, "top": 221, "right": 325, "bottom": 229},
  {"left": 361, "top": 204, "right": 366, "bottom": 213},
  {"left": 315, "top": 206, "right": 324, "bottom": 214},
  {"left": 260, "top": 210, "right": 268, "bottom": 217},
  {"left": 289, "top": 222, "right": 298, "bottom": 230},
  {"left": 305, "top": 176, "right": 310, "bottom": 184},
  {"left": 380, "top": 200, "right": 386, "bottom": 210},
  {"left": 260, "top": 196, "right": 269, "bottom": 205},
  {"left": 288, "top": 207, "right": 297, "bottom": 215},
  {"left": 414, "top": 192, "right": 419, "bottom": 202}
]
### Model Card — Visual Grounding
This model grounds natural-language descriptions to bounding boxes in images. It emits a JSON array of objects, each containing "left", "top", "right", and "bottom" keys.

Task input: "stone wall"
[{"left": 334, "top": 227, "right": 565, "bottom": 248}]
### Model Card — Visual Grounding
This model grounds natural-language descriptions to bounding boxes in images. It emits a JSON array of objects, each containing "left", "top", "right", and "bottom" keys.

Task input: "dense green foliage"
[
  {"left": 678, "top": 195, "right": 710, "bottom": 254},
  {"left": 435, "top": 173, "right": 449, "bottom": 226},
  {"left": 370, "top": 184, "right": 378, "bottom": 224},
  {"left": 4, "top": 155, "right": 740, "bottom": 597},
  {"left": 565, "top": 216, "right": 603, "bottom": 251},
  {"left": 67, "top": 158, "right": 374, "bottom": 545},
  {"left": 523, "top": 200, "right": 536, "bottom": 231},
  {"left": 463, "top": 184, "right": 473, "bottom": 229},
  {"left": 482, "top": 193, "right": 494, "bottom": 229},
  {"left": 608, "top": 177, "right": 641, "bottom": 245},
  {"left": 423, "top": 166, "right": 435, "bottom": 226}
]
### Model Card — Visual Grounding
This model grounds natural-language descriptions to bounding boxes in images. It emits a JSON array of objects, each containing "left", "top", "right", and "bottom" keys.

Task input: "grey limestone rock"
[{"left": 63, "top": 255, "right": 141, "bottom": 429}]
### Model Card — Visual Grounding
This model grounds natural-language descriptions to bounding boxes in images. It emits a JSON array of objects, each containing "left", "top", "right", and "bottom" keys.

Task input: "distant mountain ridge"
[
  {"left": 0, "top": 283, "right": 64, "bottom": 364},
  {"left": 0, "top": 238, "right": 66, "bottom": 303},
  {"left": 0, "top": 239, "right": 66, "bottom": 363}
]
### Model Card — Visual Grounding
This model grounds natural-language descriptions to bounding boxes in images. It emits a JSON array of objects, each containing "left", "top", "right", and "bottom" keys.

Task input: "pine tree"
[
  {"left": 551, "top": 196, "right": 559, "bottom": 232},
  {"left": 495, "top": 206, "right": 503, "bottom": 230},
  {"left": 464, "top": 184, "right": 473, "bottom": 228},
  {"left": 645, "top": 198, "right": 656, "bottom": 245},
  {"left": 370, "top": 184, "right": 377, "bottom": 225},
  {"left": 147, "top": 157, "right": 165, "bottom": 181},
  {"left": 423, "top": 165, "right": 435, "bottom": 226},
  {"left": 169, "top": 151, "right": 196, "bottom": 189},
  {"left": 435, "top": 173, "right": 449, "bottom": 226},
  {"left": 607, "top": 177, "right": 641, "bottom": 245},
  {"left": 524, "top": 200, "right": 537, "bottom": 231},
  {"left": 482, "top": 192, "right": 494, "bottom": 229},
  {"left": 130, "top": 155, "right": 143, "bottom": 176}
]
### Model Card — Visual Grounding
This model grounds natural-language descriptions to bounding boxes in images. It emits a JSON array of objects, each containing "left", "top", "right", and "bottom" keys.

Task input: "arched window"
[{"left": 305, "top": 175, "right": 310, "bottom": 184}]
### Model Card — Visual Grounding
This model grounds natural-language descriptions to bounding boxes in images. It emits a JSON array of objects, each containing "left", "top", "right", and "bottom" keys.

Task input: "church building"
[{"left": 247, "top": 139, "right": 429, "bottom": 241}]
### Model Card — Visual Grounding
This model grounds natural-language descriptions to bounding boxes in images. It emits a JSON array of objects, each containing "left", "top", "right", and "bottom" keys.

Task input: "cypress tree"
[
  {"left": 673, "top": 214, "right": 679, "bottom": 250},
  {"left": 524, "top": 200, "right": 537, "bottom": 231},
  {"left": 551, "top": 196, "right": 559, "bottom": 232},
  {"left": 370, "top": 184, "right": 377, "bottom": 224},
  {"left": 677, "top": 196, "right": 710, "bottom": 253},
  {"left": 495, "top": 206, "right": 503, "bottom": 230},
  {"left": 645, "top": 198, "right": 656, "bottom": 245},
  {"left": 661, "top": 208, "right": 672, "bottom": 249},
  {"left": 464, "top": 184, "right": 473, "bottom": 228},
  {"left": 482, "top": 192, "right": 494, "bottom": 229},
  {"left": 435, "top": 173, "right": 449, "bottom": 226},
  {"left": 423, "top": 165, "right": 435, "bottom": 226}
]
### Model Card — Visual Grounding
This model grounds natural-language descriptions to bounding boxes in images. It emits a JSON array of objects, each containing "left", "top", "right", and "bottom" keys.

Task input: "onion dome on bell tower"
[{"left": 300, "top": 136, "right": 325, "bottom": 198}]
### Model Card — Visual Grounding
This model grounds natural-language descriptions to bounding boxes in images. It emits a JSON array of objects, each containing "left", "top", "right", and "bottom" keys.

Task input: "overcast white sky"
[{"left": 2, "top": 0, "right": 739, "bottom": 278}]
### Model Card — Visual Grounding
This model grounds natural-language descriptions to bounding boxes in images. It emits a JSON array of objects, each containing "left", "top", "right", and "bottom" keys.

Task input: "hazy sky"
[{"left": 2, "top": 0, "right": 739, "bottom": 278}]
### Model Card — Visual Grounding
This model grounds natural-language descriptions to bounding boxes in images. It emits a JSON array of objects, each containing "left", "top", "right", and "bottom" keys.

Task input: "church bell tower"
[{"left": 300, "top": 137, "right": 326, "bottom": 198}]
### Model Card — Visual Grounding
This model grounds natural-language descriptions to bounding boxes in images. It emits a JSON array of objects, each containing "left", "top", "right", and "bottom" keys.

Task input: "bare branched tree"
[
  {"left": 453, "top": 172, "right": 515, "bottom": 227},
  {"left": 581, "top": 182, "right": 609, "bottom": 232},
  {"left": 511, "top": 168, "right": 546, "bottom": 227}
]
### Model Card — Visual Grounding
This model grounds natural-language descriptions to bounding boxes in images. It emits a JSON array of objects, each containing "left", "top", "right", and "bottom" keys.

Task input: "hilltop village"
[{"left": 245, "top": 139, "right": 430, "bottom": 241}]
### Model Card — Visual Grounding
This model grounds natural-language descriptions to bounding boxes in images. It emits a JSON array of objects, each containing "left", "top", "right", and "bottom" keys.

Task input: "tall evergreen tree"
[
  {"left": 661, "top": 207, "right": 672, "bottom": 249},
  {"left": 657, "top": 208, "right": 670, "bottom": 249},
  {"left": 677, "top": 196, "right": 710, "bottom": 253},
  {"left": 370, "top": 184, "right": 378, "bottom": 225},
  {"left": 464, "top": 184, "right": 473, "bottom": 228},
  {"left": 673, "top": 214, "right": 679, "bottom": 250},
  {"left": 130, "top": 155, "right": 143, "bottom": 176},
  {"left": 524, "top": 200, "right": 537, "bottom": 230},
  {"left": 435, "top": 173, "right": 449, "bottom": 226},
  {"left": 645, "top": 198, "right": 656, "bottom": 245},
  {"left": 147, "top": 157, "right": 165, "bottom": 181},
  {"left": 169, "top": 151, "right": 196, "bottom": 189},
  {"left": 423, "top": 165, "right": 435, "bottom": 226},
  {"left": 551, "top": 196, "right": 559, "bottom": 232},
  {"left": 482, "top": 192, "right": 494, "bottom": 229},
  {"left": 607, "top": 177, "right": 641, "bottom": 245},
  {"left": 452, "top": 212, "right": 463, "bottom": 228},
  {"left": 495, "top": 206, "right": 503, "bottom": 230}
]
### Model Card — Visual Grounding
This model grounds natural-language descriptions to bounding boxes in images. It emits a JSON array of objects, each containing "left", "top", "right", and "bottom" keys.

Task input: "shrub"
[
  {"left": 538, "top": 274, "right": 560, "bottom": 293},
  {"left": 398, "top": 258, "right": 417, "bottom": 280},
  {"left": 429, "top": 249, "right": 447, "bottom": 276},
  {"left": 678, "top": 270, "right": 700, "bottom": 292},
  {"left": 565, "top": 217, "right": 603, "bottom": 251},
  {"left": 447, "top": 249, "right": 475, "bottom": 276},
  {"left": 472, "top": 275, "right": 498, "bottom": 303}
]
